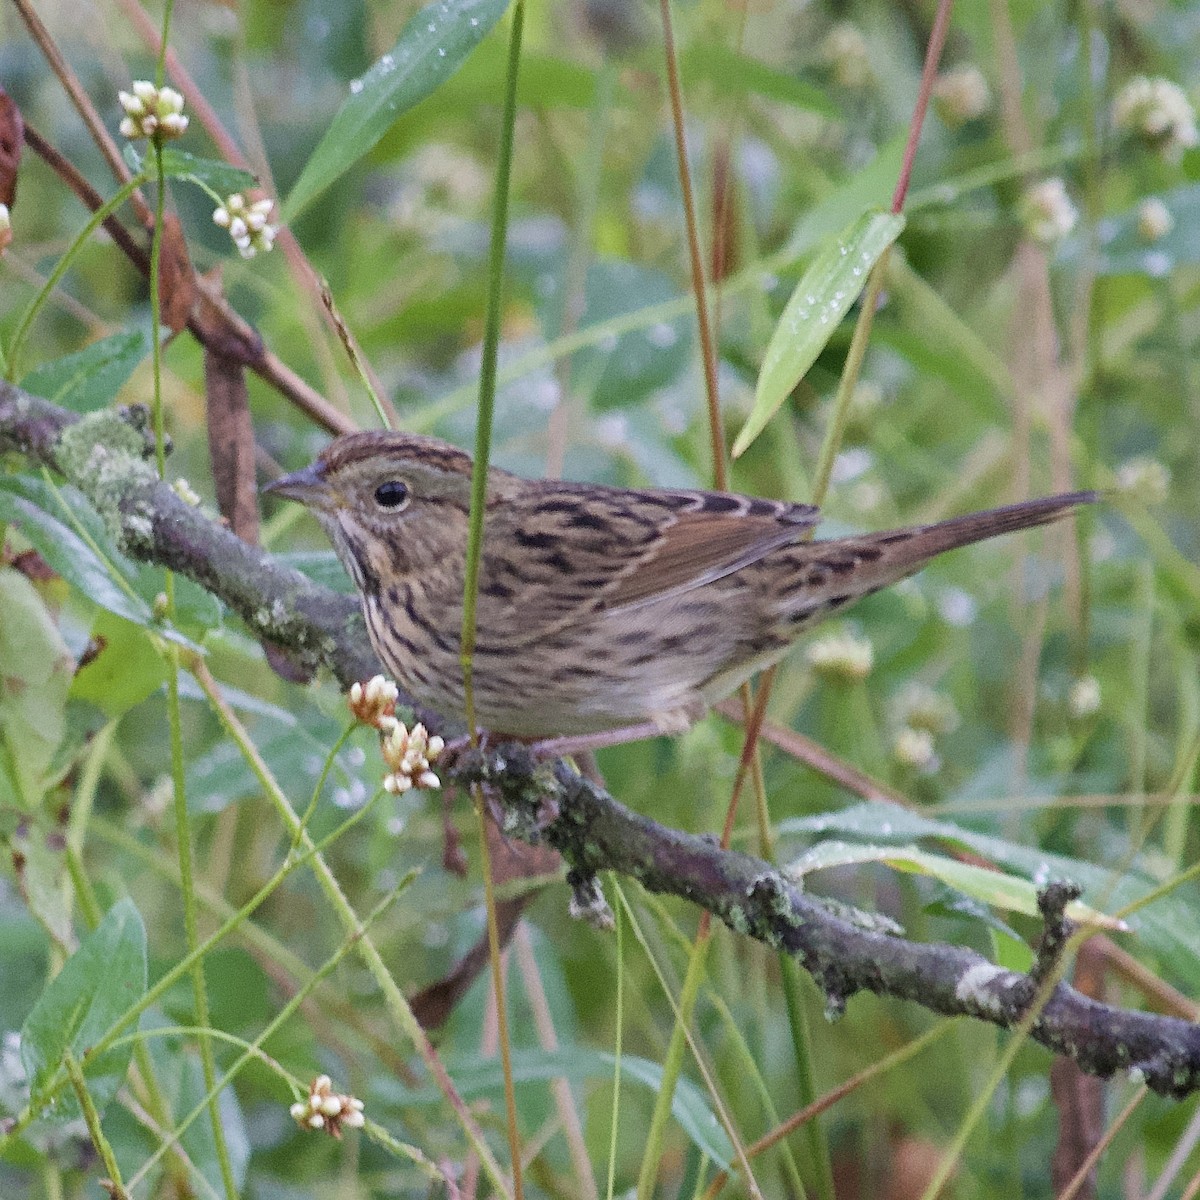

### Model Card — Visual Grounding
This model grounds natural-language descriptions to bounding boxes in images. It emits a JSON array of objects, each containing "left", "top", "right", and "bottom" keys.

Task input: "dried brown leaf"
[
  {"left": 0, "top": 91, "right": 23, "bottom": 209},
  {"left": 156, "top": 213, "right": 195, "bottom": 334},
  {"left": 203, "top": 345, "right": 258, "bottom": 544}
]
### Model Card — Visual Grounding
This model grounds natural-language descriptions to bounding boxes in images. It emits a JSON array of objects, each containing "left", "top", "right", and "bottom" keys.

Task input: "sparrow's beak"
[{"left": 262, "top": 461, "right": 329, "bottom": 505}]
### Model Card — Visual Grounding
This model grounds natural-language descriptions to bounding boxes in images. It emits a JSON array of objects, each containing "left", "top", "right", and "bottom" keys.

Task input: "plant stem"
[{"left": 460, "top": 3, "right": 527, "bottom": 1196}]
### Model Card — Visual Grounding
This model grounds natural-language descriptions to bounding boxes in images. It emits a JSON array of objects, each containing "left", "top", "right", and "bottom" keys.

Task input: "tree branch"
[{"left": 3, "top": 380, "right": 1199, "bottom": 1098}]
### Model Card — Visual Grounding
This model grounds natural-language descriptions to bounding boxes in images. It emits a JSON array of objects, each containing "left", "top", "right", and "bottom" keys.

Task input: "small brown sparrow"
[{"left": 266, "top": 431, "right": 1092, "bottom": 739}]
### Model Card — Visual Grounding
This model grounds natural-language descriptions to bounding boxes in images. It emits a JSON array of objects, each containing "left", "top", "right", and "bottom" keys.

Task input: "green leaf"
[
  {"left": 21, "top": 898, "right": 147, "bottom": 1122},
  {"left": 284, "top": 0, "right": 511, "bottom": 219},
  {"left": 787, "top": 840, "right": 1125, "bottom": 929},
  {"left": 0, "top": 475, "right": 219, "bottom": 643},
  {"left": 19, "top": 330, "right": 149, "bottom": 414},
  {"left": 275, "top": 550, "right": 355, "bottom": 594},
  {"left": 157, "top": 149, "right": 258, "bottom": 197},
  {"left": 573, "top": 261, "right": 694, "bottom": 410},
  {"left": 0, "top": 568, "right": 73, "bottom": 809},
  {"left": 382, "top": 1047, "right": 734, "bottom": 1169},
  {"left": 11, "top": 822, "right": 74, "bottom": 949},
  {"left": 779, "top": 136, "right": 905, "bottom": 261},
  {"left": 70, "top": 612, "right": 168, "bottom": 718},
  {"left": 782, "top": 802, "right": 1200, "bottom": 990},
  {"left": 184, "top": 704, "right": 372, "bottom": 815},
  {"left": 682, "top": 42, "right": 836, "bottom": 115},
  {"left": 0, "top": 478, "right": 153, "bottom": 627},
  {"left": 734, "top": 208, "right": 904, "bottom": 458}
]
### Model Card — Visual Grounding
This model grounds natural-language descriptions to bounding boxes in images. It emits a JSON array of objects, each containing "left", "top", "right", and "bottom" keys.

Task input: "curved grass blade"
[
  {"left": 787, "top": 840, "right": 1126, "bottom": 930},
  {"left": 284, "top": 0, "right": 510, "bottom": 220},
  {"left": 733, "top": 209, "right": 904, "bottom": 459}
]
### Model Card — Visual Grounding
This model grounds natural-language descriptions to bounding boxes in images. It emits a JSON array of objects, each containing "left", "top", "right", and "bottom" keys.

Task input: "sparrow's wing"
[{"left": 479, "top": 482, "right": 818, "bottom": 634}]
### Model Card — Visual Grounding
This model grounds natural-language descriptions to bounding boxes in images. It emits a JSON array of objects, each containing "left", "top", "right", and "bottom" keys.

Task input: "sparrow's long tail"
[{"left": 781, "top": 491, "right": 1096, "bottom": 626}]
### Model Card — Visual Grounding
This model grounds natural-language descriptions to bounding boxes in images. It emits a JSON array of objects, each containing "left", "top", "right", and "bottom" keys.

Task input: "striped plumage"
[{"left": 267, "top": 431, "right": 1093, "bottom": 737}]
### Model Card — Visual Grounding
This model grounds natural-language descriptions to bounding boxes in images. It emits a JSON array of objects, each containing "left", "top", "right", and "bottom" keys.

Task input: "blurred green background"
[{"left": 1, "top": 0, "right": 1198, "bottom": 1196}]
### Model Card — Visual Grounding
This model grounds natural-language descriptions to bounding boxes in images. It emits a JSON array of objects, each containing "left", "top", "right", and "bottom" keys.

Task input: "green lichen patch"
[{"left": 55, "top": 410, "right": 160, "bottom": 551}]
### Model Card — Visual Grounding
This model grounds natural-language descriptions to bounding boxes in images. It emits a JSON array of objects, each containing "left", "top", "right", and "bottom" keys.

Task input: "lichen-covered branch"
[
  {"left": 0, "top": 380, "right": 376, "bottom": 686},
  {"left": 452, "top": 745, "right": 1200, "bottom": 1099},
  {"left": 3, "top": 380, "right": 1199, "bottom": 1098}
]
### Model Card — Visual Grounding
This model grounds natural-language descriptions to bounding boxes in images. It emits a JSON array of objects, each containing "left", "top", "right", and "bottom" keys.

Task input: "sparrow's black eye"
[{"left": 374, "top": 480, "right": 410, "bottom": 510}]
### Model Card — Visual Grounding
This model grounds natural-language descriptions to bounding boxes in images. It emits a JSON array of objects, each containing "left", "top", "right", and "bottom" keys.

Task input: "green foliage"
[
  {"left": 19, "top": 331, "right": 148, "bottom": 415},
  {"left": 734, "top": 208, "right": 905, "bottom": 456},
  {"left": 0, "top": 567, "right": 72, "bottom": 809},
  {"left": 20, "top": 899, "right": 147, "bottom": 1123},
  {"left": 2, "top": 0, "right": 1199, "bottom": 1197},
  {"left": 284, "top": 0, "right": 512, "bottom": 219}
]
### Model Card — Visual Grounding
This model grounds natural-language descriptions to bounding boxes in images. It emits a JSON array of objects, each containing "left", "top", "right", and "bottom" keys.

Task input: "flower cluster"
[
  {"left": 1137, "top": 197, "right": 1174, "bottom": 242},
  {"left": 118, "top": 81, "right": 188, "bottom": 142},
  {"left": 1068, "top": 676, "right": 1102, "bottom": 720},
  {"left": 933, "top": 65, "right": 992, "bottom": 128},
  {"left": 348, "top": 675, "right": 399, "bottom": 728},
  {"left": 1019, "top": 178, "right": 1078, "bottom": 246},
  {"left": 348, "top": 676, "right": 444, "bottom": 794},
  {"left": 893, "top": 726, "right": 938, "bottom": 772},
  {"left": 212, "top": 194, "right": 278, "bottom": 259},
  {"left": 806, "top": 631, "right": 873, "bottom": 684},
  {"left": 888, "top": 683, "right": 957, "bottom": 774},
  {"left": 821, "top": 22, "right": 871, "bottom": 89},
  {"left": 391, "top": 143, "right": 487, "bottom": 236},
  {"left": 290, "top": 1075, "right": 364, "bottom": 1139},
  {"left": 1115, "top": 455, "right": 1170, "bottom": 504},
  {"left": 381, "top": 720, "right": 444, "bottom": 794},
  {"left": 1112, "top": 76, "right": 1198, "bottom": 162},
  {"left": 894, "top": 683, "right": 959, "bottom": 736}
]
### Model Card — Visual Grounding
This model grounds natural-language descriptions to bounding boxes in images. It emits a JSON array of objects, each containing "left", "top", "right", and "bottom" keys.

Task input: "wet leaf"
[
  {"left": 285, "top": 0, "right": 510, "bottom": 219},
  {"left": 734, "top": 208, "right": 904, "bottom": 457}
]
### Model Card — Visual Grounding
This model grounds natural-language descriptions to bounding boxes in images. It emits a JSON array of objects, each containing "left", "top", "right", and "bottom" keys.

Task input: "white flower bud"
[
  {"left": 893, "top": 727, "right": 939, "bottom": 772},
  {"left": 1113, "top": 76, "right": 1199, "bottom": 161},
  {"left": 1115, "top": 455, "right": 1170, "bottom": 504},
  {"left": 1020, "top": 178, "right": 1078, "bottom": 245},
  {"left": 806, "top": 631, "right": 874, "bottom": 683},
  {"left": 1068, "top": 676, "right": 1101, "bottom": 719},
  {"left": 1137, "top": 197, "right": 1173, "bottom": 241},
  {"left": 933, "top": 65, "right": 992, "bottom": 128},
  {"left": 821, "top": 22, "right": 870, "bottom": 88}
]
